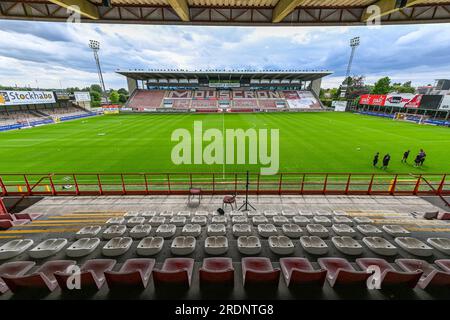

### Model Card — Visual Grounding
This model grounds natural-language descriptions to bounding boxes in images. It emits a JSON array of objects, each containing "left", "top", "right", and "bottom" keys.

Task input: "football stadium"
[{"left": 0, "top": 0, "right": 450, "bottom": 309}]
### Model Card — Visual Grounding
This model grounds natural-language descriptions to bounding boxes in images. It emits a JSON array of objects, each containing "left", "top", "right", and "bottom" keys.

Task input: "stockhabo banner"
[{"left": 0, "top": 90, "right": 56, "bottom": 106}]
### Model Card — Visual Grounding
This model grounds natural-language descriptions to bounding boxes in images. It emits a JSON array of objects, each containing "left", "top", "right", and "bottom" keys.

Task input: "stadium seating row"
[
  {"left": 1, "top": 232, "right": 448, "bottom": 259},
  {"left": 0, "top": 257, "right": 449, "bottom": 293}
]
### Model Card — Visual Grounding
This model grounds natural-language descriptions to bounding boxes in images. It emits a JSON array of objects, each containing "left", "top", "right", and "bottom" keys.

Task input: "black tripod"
[{"left": 238, "top": 171, "right": 256, "bottom": 211}]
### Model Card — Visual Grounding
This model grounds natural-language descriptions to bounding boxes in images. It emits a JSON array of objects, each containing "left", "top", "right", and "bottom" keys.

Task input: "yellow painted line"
[
  {"left": 1, "top": 228, "right": 80, "bottom": 234},
  {"left": 0, "top": 235, "right": 22, "bottom": 239},
  {"left": 347, "top": 213, "right": 407, "bottom": 217},
  {"left": 372, "top": 219, "right": 449, "bottom": 226},
  {"left": 47, "top": 215, "right": 123, "bottom": 219},
  {"left": 31, "top": 219, "right": 107, "bottom": 223},
  {"left": 408, "top": 227, "right": 450, "bottom": 232},
  {"left": 14, "top": 223, "right": 101, "bottom": 227}
]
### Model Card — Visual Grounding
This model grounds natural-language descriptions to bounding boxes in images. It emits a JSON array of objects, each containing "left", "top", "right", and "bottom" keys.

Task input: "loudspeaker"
[{"left": 217, "top": 208, "right": 225, "bottom": 215}]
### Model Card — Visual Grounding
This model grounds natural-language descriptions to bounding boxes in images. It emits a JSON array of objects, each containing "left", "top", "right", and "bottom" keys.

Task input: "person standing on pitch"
[
  {"left": 420, "top": 151, "right": 426, "bottom": 166},
  {"left": 373, "top": 152, "right": 379, "bottom": 167},
  {"left": 402, "top": 150, "right": 410, "bottom": 163},
  {"left": 382, "top": 153, "right": 391, "bottom": 170}
]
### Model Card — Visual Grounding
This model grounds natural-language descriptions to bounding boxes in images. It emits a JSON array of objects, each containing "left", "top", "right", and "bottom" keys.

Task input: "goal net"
[{"left": 394, "top": 112, "right": 429, "bottom": 124}]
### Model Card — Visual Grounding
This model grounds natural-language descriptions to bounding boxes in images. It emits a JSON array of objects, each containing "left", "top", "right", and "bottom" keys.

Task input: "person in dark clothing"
[
  {"left": 414, "top": 154, "right": 421, "bottom": 167},
  {"left": 382, "top": 154, "right": 391, "bottom": 170},
  {"left": 420, "top": 152, "right": 426, "bottom": 166},
  {"left": 373, "top": 152, "right": 379, "bottom": 167},
  {"left": 401, "top": 150, "right": 410, "bottom": 163}
]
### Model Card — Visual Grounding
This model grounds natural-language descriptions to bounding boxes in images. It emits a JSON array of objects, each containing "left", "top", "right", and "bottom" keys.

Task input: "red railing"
[{"left": 0, "top": 172, "right": 448, "bottom": 197}]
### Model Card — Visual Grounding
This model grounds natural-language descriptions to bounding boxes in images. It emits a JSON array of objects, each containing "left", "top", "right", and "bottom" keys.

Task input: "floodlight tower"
[
  {"left": 342, "top": 36, "right": 360, "bottom": 98},
  {"left": 89, "top": 40, "right": 107, "bottom": 98}
]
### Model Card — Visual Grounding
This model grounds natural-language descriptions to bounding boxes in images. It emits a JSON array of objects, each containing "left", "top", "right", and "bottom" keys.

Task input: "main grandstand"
[{"left": 118, "top": 70, "right": 331, "bottom": 112}]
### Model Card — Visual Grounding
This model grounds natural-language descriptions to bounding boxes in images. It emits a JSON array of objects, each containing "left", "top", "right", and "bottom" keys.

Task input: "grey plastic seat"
[
  {"left": 293, "top": 216, "right": 310, "bottom": 226},
  {"left": 204, "top": 236, "right": 228, "bottom": 255},
  {"left": 232, "top": 216, "right": 248, "bottom": 224},
  {"left": 332, "top": 236, "right": 363, "bottom": 256},
  {"left": 264, "top": 210, "right": 278, "bottom": 217},
  {"left": 66, "top": 238, "right": 100, "bottom": 258},
  {"left": 232, "top": 224, "right": 252, "bottom": 237},
  {"left": 149, "top": 216, "right": 166, "bottom": 226},
  {"left": 106, "top": 217, "right": 125, "bottom": 225},
  {"left": 354, "top": 217, "right": 373, "bottom": 224},
  {"left": 0, "top": 239, "right": 34, "bottom": 260},
  {"left": 269, "top": 236, "right": 294, "bottom": 255},
  {"left": 395, "top": 237, "right": 433, "bottom": 257},
  {"left": 181, "top": 224, "right": 202, "bottom": 237},
  {"left": 212, "top": 216, "right": 227, "bottom": 224},
  {"left": 315, "top": 210, "right": 333, "bottom": 216},
  {"left": 126, "top": 217, "right": 146, "bottom": 227},
  {"left": 171, "top": 236, "right": 196, "bottom": 256},
  {"left": 160, "top": 211, "right": 174, "bottom": 217},
  {"left": 356, "top": 224, "right": 382, "bottom": 236},
  {"left": 102, "top": 237, "right": 133, "bottom": 257},
  {"left": 170, "top": 216, "right": 186, "bottom": 227},
  {"left": 281, "top": 210, "right": 297, "bottom": 217},
  {"left": 300, "top": 236, "right": 328, "bottom": 255},
  {"left": 137, "top": 236, "right": 164, "bottom": 256},
  {"left": 177, "top": 211, "right": 191, "bottom": 217},
  {"left": 237, "top": 236, "right": 261, "bottom": 255},
  {"left": 194, "top": 211, "right": 209, "bottom": 216},
  {"left": 363, "top": 237, "right": 397, "bottom": 256},
  {"left": 332, "top": 224, "right": 356, "bottom": 237},
  {"left": 155, "top": 224, "right": 177, "bottom": 238},
  {"left": 427, "top": 238, "right": 450, "bottom": 255},
  {"left": 76, "top": 225, "right": 102, "bottom": 239},
  {"left": 191, "top": 216, "right": 207, "bottom": 226},
  {"left": 29, "top": 238, "right": 68, "bottom": 259},
  {"left": 207, "top": 224, "right": 227, "bottom": 236},
  {"left": 102, "top": 225, "right": 127, "bottom": 240},
  {"left": 382, "top": 225, "right": 410, "bottom": 237},
  {"left": 257, "top": 224, "right": 278, "bottom": 238},
  {"left": 124, "top": 212, "right": 140, "bottom": 218},
  {"left": 129, "top": 224, "right": 152, "bottom": 239},
  {"left": 141, "top": 211, "right": 157, "bottom": 218},
  {"left": 252, "top": 216, "right": 269, "bottom": 225},
  {"left": 333, "top": 216, "right": 353, "bottom": 225},
  {"left": 306, "top": 224, "right": 329, "bottom": 238},
  {"left": 273, "top": 216, "right": 289, "bottom": 226},
  {"left": 332, "top": 210, "right": 348, "bottom": 216},
  {"left": 299, "top": 210, "right": 313, "bottom": 217},
  {"left": 313, "top": 216, "right": 332, "bottom": 226},
  {"left": 282, "top": 224, "right": 302, "bottom": 238}
]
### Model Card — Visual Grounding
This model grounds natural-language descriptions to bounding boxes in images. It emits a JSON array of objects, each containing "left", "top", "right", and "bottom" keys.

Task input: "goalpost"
[{"left": 394, "top": 112, "right": 429, "bottom": 124}]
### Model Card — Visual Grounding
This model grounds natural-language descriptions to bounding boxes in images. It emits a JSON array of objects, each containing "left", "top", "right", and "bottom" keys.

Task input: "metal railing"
[{"left": 0, "top": 172, "right": 448, "bottom": 197}]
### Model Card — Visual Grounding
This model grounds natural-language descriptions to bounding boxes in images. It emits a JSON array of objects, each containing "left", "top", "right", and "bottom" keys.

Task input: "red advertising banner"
[
  {"left": 358, "top": 94, "right": 386, "bottom": 106},
  {"left": 404, "top": 94, "right": 422, "bottom": 108}
]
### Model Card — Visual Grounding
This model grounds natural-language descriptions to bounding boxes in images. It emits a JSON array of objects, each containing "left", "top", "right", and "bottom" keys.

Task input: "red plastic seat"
[
  {"left": 242, "top": 257, "right": 280, "bottom": 288},
  {"left": 0, "top": 219, "right": 29, "bottom": 230},
  {"left": 1, "top": 260, "right": 76, "bottom": 292},
  {"left": 396, "top": 258, "right": 450, "bottom": 289},
  {"left": 14, "top": 213, "right": 43, "bottom": 220},
  {"left": 280, "top": 258, "right": 327, "bottom": 288},
  {"left": 435, "top": 260, "right": 450, "bottom": 272},
  {"left": 199, "top": 258, "right": 234, "bottom": 285},
  {"left": 356, "top": 258, "right": 422, "bottom": 289},
  {"left": 153, "top": 258, "right": 195, "bottom": 288},
  {"left": 438, "top": 212, "right": 450, "bottom": 220},
  {"left": 0, "top": 261, "right": 36, "bottom": 294},
  {"left": 105, "top": 258, "right": 155, "bottom": 289},
  {"left": 318, "top": 257, "right": 371, "bottom": 287},
  {"left": 55, "top": 259, "right": 116, "bottom": 290}
]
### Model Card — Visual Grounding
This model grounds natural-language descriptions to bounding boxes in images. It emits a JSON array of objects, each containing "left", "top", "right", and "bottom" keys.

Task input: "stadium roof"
[
  {"left": 116, "top": 69, "right": 333, "bottom": 81},
  {"left": 1, "top": 0, "right": 450, "bottom": 25}
]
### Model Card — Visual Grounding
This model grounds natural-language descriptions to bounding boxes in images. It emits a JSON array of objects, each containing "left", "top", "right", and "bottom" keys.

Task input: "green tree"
[
  {"left": 109, "top": 90, "right": 120, "bottom": 104},
  {"left": 371, "top": 77, "right": 391, "bottom": 94},
  {"left": 119, "top": 94, "right": 128, "bottom": 104},
  {"left": 118, "top": 88, "right": 128, "bottom": 95},
  {"left": 90, "top": 84, "right": 102, "bottom": 93}
]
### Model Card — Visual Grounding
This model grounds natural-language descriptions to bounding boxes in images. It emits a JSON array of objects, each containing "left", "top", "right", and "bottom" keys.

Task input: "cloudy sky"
[{"left": 1, "top": 20, "right": 450, "bottom": 90}]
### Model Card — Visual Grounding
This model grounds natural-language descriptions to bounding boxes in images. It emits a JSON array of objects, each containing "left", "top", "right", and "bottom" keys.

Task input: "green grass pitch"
[{"left": 0, "top": 112, "right": 449, "bottom": 175}]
